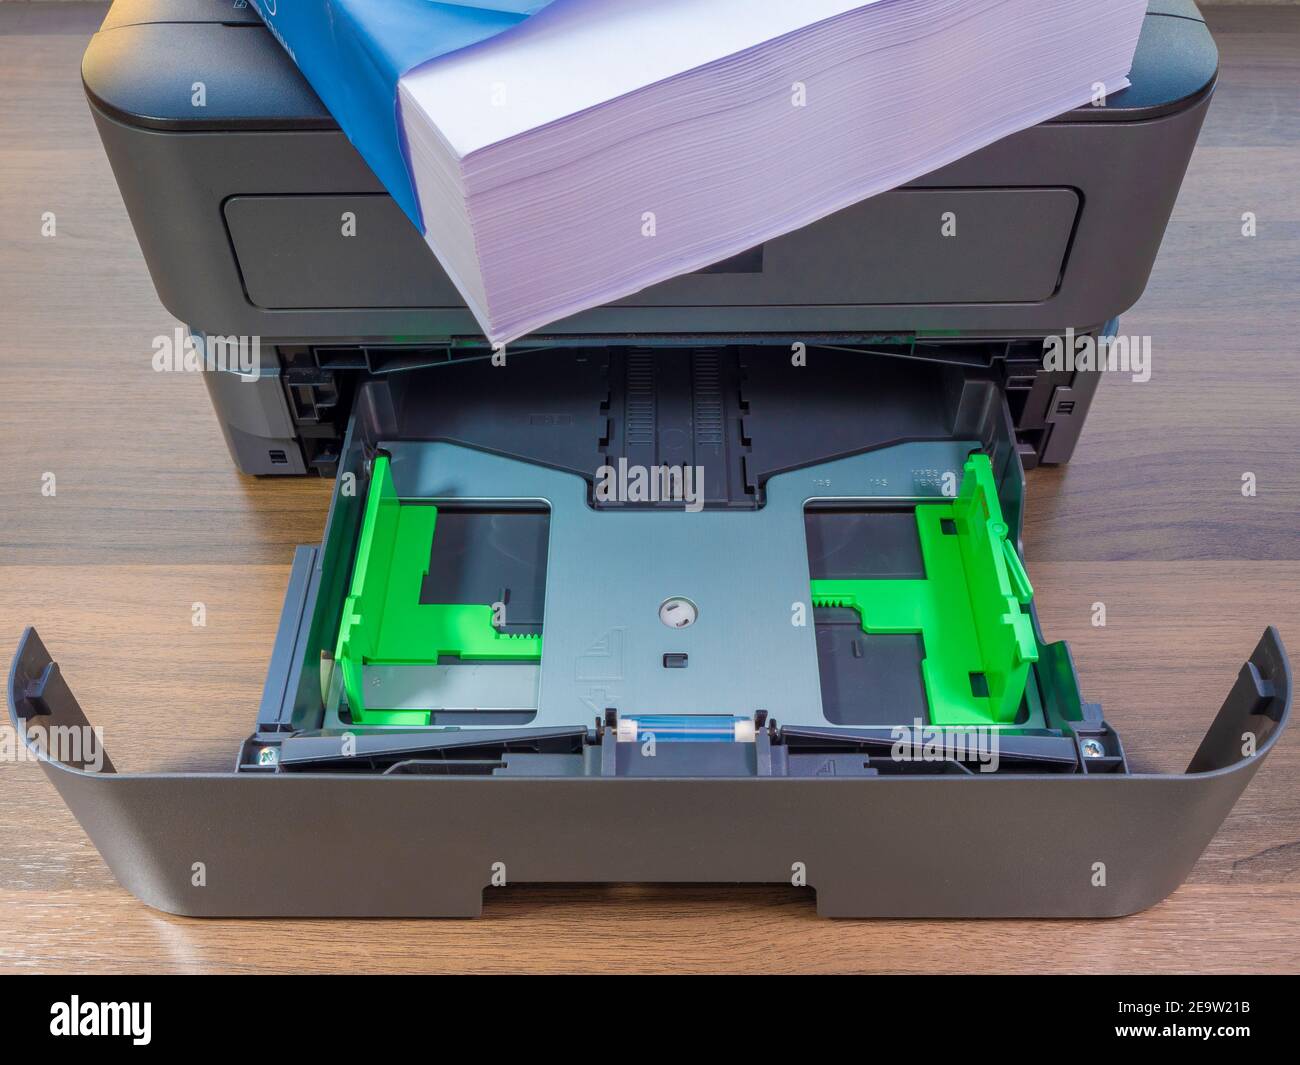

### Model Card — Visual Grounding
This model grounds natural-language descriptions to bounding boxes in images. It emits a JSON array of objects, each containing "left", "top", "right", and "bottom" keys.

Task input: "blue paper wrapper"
[{"left": 246, "top": 0, "right": 553, "bottom": 229}]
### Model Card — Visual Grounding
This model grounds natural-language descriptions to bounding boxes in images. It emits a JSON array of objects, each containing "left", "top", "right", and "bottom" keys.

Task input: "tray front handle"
[
  {"left": 1187, "top": 626, "right": 1290, "bottom": 774},
  {"left": 8, "top": 627, "right": 115, "bottom": 774}
]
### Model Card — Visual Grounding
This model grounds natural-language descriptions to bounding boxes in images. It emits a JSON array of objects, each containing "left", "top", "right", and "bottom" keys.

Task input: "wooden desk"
[{"left": 0, "top": 3, "right": 1295, "bottom": 973}]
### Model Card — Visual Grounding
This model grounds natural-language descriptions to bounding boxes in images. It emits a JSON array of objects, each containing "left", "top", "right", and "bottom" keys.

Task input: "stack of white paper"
[{"left": 398, "top": 0, "right": 1147, "bottom": 344}]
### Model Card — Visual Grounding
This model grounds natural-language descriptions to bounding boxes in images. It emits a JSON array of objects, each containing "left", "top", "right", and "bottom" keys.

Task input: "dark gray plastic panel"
[
  {"left": 7, "top": 625, "right": 1289, "bottom": 917},
  {"left": 201, "top": 356, "right": 306, "bottom": 475},
  {"left": 83, "top": 20, "right": 333, "bottom": 131},
  {"left": 618, "top": 188, "right": 1078, "bottom": 307},
  {"left": 100, "top": 0, "right": 264, "bottom": 31},
  {"left": 225, "top": 189, "right": 1078, "bottom": 311},
  {"left": 225, "top": 195, "right": 463, "bottom": 309},
  {"left": 1062, "top": 1, "right": 1217, "bottom": 122}
]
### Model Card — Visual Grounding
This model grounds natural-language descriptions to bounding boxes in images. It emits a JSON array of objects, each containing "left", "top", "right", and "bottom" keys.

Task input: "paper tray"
[{"left": 6, "top": 347, "right": 1291, "bottom": 917}]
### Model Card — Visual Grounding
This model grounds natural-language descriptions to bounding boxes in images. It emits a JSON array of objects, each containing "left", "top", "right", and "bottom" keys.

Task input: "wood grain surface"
[{"left": 0, "top": 3, "right": 1296, "bottom": 973}]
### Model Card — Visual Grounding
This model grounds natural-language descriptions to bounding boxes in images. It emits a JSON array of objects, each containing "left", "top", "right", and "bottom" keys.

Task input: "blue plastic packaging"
[{"left": 246, "top": 0, "right": 553, "bottom": 229}]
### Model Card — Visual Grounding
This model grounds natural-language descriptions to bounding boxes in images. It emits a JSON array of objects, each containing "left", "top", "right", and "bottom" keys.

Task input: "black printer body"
[
  {"left": 7, "top": 0, "right": 1289, "bottom": 919},
  {"left": 85, "top": 0, "right": 1222, "bottom": 476}
]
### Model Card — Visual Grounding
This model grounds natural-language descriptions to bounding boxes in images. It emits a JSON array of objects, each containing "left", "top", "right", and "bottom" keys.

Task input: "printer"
[{"left": 8, "top": 0, "right": 1289, "bottom": 918}]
